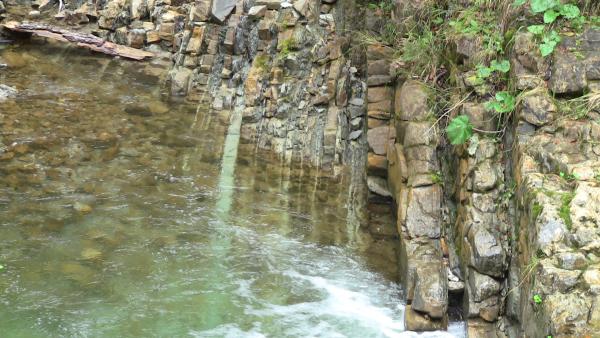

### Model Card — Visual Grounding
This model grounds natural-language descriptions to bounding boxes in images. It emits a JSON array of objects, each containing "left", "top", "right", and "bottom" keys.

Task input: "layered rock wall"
[{"left": 504, "top": 28, "right": 600, "bottom": 337}]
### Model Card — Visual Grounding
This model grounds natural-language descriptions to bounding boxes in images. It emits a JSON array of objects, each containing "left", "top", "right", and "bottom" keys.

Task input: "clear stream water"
[{"left": 0, "top": 41, "right": 465, "bottom": 337}]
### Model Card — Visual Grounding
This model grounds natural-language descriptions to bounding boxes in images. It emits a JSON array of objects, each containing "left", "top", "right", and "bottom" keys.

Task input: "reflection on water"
[{"left": 0, "top": 41, "right": 464, "bottom": 337}]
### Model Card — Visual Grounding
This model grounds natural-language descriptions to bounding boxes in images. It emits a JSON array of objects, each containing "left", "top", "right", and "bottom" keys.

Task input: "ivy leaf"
[
  {"left": 446, "top": 115, "right": 474, "bottom": 145},
  {"left": 491, "top": 59, "right": 511, "bottom": 73},
  {"left": 530, "top": 0, "right": 559, "bottom": 13},
  {"left": 559, "top": 4, "right": 580, "bottom": 19},
  {"left": 544, "top": 9, "right": 560, "bottom": 23},
  {"left": 527, "top": 24, "right": 545, "bottom": 35}
]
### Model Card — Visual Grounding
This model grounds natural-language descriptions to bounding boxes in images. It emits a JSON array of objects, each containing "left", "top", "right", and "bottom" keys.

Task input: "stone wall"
[{"left": 505, "top": 28, "right": 600, "bottom": 337}]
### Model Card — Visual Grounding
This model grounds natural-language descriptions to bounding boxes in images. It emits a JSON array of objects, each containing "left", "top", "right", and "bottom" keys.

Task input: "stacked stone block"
[{"left": 389, "top": 80, "right": 449, "bottom": 330}]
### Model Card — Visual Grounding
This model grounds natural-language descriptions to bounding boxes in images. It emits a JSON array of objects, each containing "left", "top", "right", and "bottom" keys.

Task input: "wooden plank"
[{"left": 1, "top": 21, "right": 154, "bottom": 60}]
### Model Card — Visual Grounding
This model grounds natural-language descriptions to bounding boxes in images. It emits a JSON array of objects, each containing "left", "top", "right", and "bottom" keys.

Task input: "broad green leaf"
[
  {"left": 540, "top": 41, "right": 556, "bottom": 56},
  {"left": 446, "top": 115, "right": 473, "bottom": 145},
  {"left": 513, "top": 0, "right": 527, "bottom": 6},
  {"left": 0, "top": 264, "right": 4, "bottom": 270},
  {"left": 477, "top": 65, "right": 493, "bottom": 79},
  {"left": 491, "top": 59, "right": 511, "bottom": 73},
  {"left": 487, "top": 92, "right": 516, "bottom": 113},
  {"left": 527, "top": 24, "right": 545, "bottom": 35},
  {"left": 559, "top": 4, "right": 580, "bottom": 19},
  {"left": 530, "top": 0, "right": 559, "bottom": 13},
  {"left": 544, "top": 9, "right": 560, "bottom": 23}
]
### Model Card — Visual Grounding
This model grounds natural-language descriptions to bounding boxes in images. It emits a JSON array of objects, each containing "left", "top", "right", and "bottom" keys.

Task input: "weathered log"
[{"left": 1, "top": 21, "right": 154, "bottom": 60}]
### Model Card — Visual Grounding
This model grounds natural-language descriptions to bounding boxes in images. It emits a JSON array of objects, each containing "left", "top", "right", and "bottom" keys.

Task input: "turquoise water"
[{"left": 0, "top": 41, "right": 464, "bottom": 337}]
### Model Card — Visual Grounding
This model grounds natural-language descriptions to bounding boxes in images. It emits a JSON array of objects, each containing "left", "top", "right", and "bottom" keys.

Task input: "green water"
[{"left": 0, "top": 41, "right": 464, "bottom": 337}]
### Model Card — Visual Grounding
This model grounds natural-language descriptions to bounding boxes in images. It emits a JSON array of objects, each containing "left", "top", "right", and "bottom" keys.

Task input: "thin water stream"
[{"left": 0, "top": 41, "right": 465, "bottom": 337}]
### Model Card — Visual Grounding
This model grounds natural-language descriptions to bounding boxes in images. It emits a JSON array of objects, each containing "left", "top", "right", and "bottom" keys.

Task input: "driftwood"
[{"left": 1, "top": 21, "right": 154, "bottom": 61}]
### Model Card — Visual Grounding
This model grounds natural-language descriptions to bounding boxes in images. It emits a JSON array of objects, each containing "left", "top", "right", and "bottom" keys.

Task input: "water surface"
[{"left": 0, "top": 41, "right": 464, "bottom": 337}]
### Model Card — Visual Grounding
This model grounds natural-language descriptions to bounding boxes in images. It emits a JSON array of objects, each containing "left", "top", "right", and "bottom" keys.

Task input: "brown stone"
[
  {"left": 367, "top": 100, "right": 392, "bottom": 113},
  {"left": 404, "top": 305, "right": 447, "bottom": 331},
  {"left": 396, "top": 80, "right": 431, "bottom": 121},
  {"left": 368, "top": 153, "right": 388, "bottom": 177},
  {"left": 367, "top": 86, "right": 393, "bottom": 103},
  {"left": 367, "top": 126, "right": 395, "bottom": 155}
]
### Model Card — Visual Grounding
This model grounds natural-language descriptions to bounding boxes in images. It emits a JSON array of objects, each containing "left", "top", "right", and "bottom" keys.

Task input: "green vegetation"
[
  {"left": 515, "top": 0, "right": 584, "bottom": 56},
  {"left": 430, "top": 171, "right": 443, "bottom": 185},
  {"left": 559, "top": 171, "right": 579, "bottom": 182},
  {"left": 532, "top": 202, "right": 543, "bottom": 220},
  {"left": 357, "top": 0, "right": 591, "bottom": 145},
  {"left": 486, "top": 91, "right": 517, "bottom": 114},
  {"left": 533, "top": 293, "right": 543, "bottom": 304},
  {"left": 558, "top": 191, "right": 575, "bottom": 230},
  {"left": 476, "top": 59, "right": 511, "bottom": 81},
  {"left": 366, "top": 0, "right": 394, "bottom": 12},
  {"left": 505, "top": 253, "right": 541, "bottom": 299},
  {"left": 279, "top": 37, "right": 297, "bottom": 59},
  {"left": 254, "top": 54, "right": 269, "bottom": 75},
  {"left": 446, "top": 115, "right": 474, "bottom": 145}
]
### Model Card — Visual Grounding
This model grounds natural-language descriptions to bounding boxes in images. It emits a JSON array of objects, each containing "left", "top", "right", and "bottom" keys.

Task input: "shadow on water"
[{"left": 0, "top": 41, "right": 465, "bottom": 337}]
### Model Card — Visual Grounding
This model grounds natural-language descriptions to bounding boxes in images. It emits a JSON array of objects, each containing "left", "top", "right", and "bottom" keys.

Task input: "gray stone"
[
  {"left": 348, "top": 130, "right": 362, "bottom": 140},
  {"left": 367, "top": 126, "right": 394, "bottom": 155},
  {"left": 211, "top": 0, "right": 236, "bottom": 23},
  {"left": 255, "top": 0, "right": 281, "bottom": 10},
  {"left": 472, "top": 160, "right": 500, "bottom": 192},
  {"left": 405, "top": 186, "right": 441, "bottom": 239},
  {"left": 468, "top": 226, "right": 506, "bottom": 277},
  {"left": 538, "top": 261, "right": 581, "bottom": 293},
  {"left": 367, "top": 176, "right": 392, "bottom": 197},
  {"left": 557, "top": 252, "right": 587, "bottom": 270},
  {"left": 549, "top": 52, "right": 587, "bottom": 95},
  {"left": 248, "top": 5, "right": 267, "bottom": 18},
  {"left": 412, "top": 264, "right": 448, "bottom": 319},
  {"left": 404, "top": 305, "right": 447, "bottom": 331},
  {"left": 292, "top": 0, "right": 309, "bottom": 17},
  {"left": 396, "top": 80, "right": 431, "bottom": 121},
  {"left": 468, "top": 269, "right": 501, "bottom": 302},
  {"left": 520, "top": 93, "right": 556, "bottom": 126}
]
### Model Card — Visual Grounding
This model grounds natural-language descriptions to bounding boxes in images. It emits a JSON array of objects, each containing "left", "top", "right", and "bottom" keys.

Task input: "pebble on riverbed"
[
  {"left": 80, "top": 247, "right": 103, "bottom": 261},
  {"left": 73, "top": 202, "right": 93, "bottom": 213}
]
